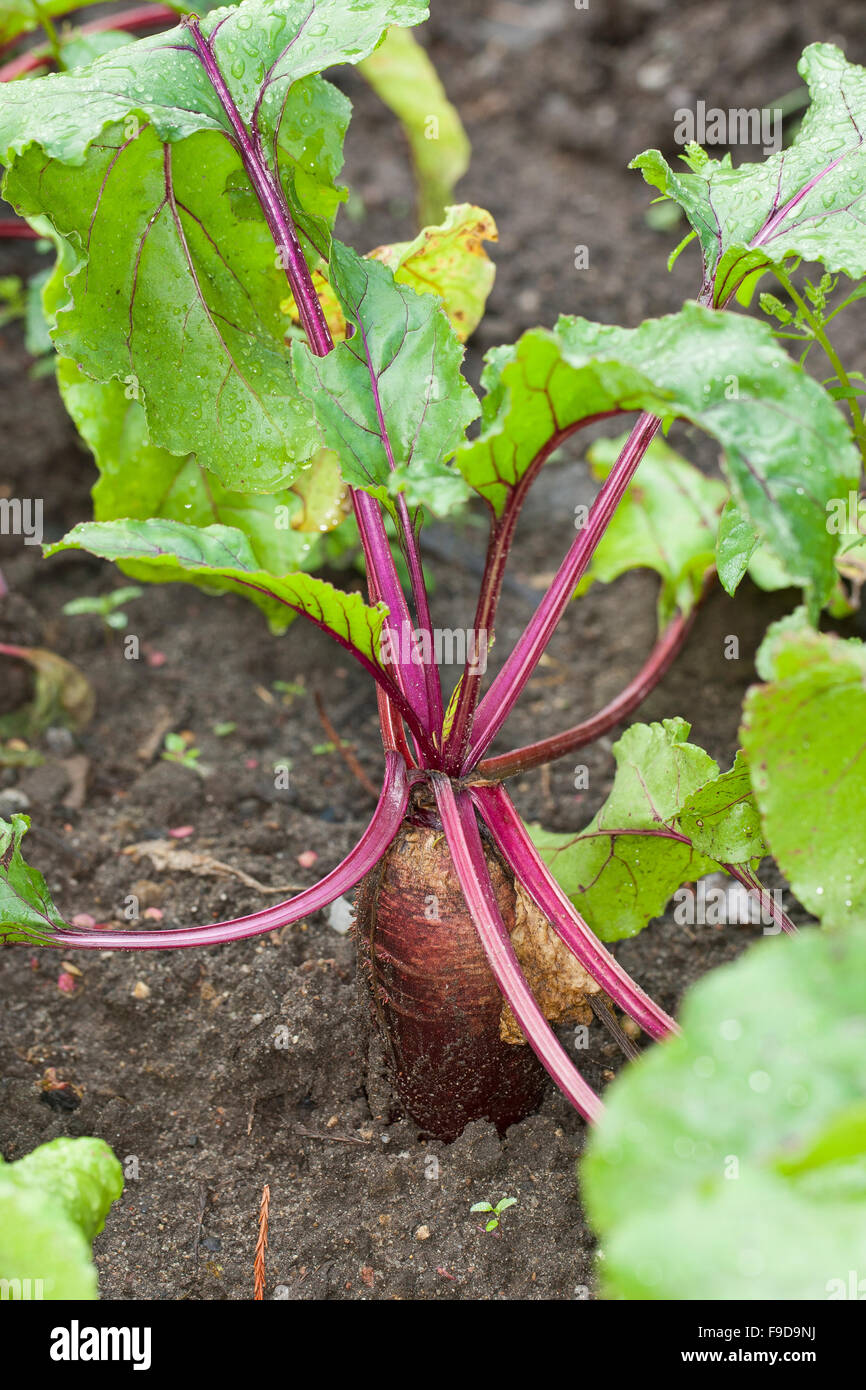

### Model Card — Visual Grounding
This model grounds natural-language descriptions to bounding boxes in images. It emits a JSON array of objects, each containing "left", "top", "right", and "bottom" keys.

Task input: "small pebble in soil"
[
  {"left": 415, "top": 1226, "right": 431, "bottom": 1241},
  {"left": 44, "top": 726, "right": 75, "bottom": 755},
  {"left": 0, "top": 788, "right": 30, "bottom": 814},
  {"left": 131, "top": 981, "right": 151, "bottom": 1000}
]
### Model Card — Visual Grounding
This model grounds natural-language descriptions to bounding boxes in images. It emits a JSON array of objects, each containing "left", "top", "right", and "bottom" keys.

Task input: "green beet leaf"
[
  {"left": 0, "top": 813, "right": 68, "bottom": 945},
  {"left": 583, "top": 921, "right": 866, "bottom": 1299},
  {"left": 456, "top": 304, "right": 857, "bottom": 613},
  {"left": 741, "top": 611, "right": 866, "bottom": 929},
  {"left": 0, "top": 1137, "right": 123, "bottom": 1300},
  {"left": 633, "top": 45, "right": 866, "bottom": 305},
  {"left": 0, "top": 0, "right": 427, "bottom": 491},
  {"left": 45, "top": 517, "right": 389, "bottom": 655},
  {"left": 679, "top": 750, "right": 767, "bottom": 864},
  {"left": 293, "top": 240, "right": 478, "bottom": 515},
  {"left": 718, "top": 495, "right": 861, "bottom": 615},
  {"left": 716, "top": 497, "right": 760, "bottom": 595},
  {"left": 530, "top": 720, "right": 766, "bottom": 942},
  {"left": 57, "top": 359, "right": 355, "bottom": 589}
]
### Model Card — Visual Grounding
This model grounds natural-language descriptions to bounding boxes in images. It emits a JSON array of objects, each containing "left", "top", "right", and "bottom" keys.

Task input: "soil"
[{"left": 1, "top": 0, "right": 865, "bottom": 1301}]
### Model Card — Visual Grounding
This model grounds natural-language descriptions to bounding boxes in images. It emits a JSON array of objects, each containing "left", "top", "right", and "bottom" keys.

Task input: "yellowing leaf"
[
  {"left": 290, "top": 449, "right": 352, "bottom": 534},
  {"left": 283, "top": 204, "right": 497, "bottom": 343},
  {"left": 370, "top": 205, "right": 497, "bottom": 342}
]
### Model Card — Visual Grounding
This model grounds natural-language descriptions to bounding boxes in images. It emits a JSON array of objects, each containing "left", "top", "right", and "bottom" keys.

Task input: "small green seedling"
[
  {"left": 161, "top": 731, "right": 207, "bottom": 776},
  {"left": 0, "top": 274, "right": 25, "bottom": 327},
  {"left": 470, "top": 1196, "right": 518, "bottom": 1233},
  {"left": 0, "top": 739, "right": 43, "bottom": 768},
  {"left": 272, "top": 680, "right": 307, "bottom": 706},
  {"left": 62, "top": 586, "right": 143, "bottom": 632}
]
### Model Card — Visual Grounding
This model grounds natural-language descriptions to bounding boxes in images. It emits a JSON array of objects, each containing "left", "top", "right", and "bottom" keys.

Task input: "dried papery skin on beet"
[
  {"left": 501, "top": 880, "right": 602, "bottom": 1045},
  {"left": 355, "top": 818, "right": 546, "bottom": 1141}
]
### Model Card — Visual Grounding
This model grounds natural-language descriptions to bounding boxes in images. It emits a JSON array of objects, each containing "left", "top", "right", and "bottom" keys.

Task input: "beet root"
[{"left": 355, "top": 817, "right": 547, "bottom": 1141}]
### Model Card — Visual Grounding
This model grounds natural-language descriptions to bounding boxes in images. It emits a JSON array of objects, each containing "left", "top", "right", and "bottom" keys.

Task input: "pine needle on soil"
[{"left": 254, "top": 1184, "right": 270, "bottom": 1301}]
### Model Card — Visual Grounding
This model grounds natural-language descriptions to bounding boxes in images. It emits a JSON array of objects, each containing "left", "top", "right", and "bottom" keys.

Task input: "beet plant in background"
[
  {"left": 0, "top": 1136, "right": 123, "bottom": 1299},
  {"left": 0, "top": 0, "right": 865, "bottom": 1200}
]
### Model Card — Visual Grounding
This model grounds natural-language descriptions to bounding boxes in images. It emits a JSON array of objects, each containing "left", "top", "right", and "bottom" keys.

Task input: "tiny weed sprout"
[
  {"left": 1, "top": 0, "right": 866, "bottom": 1299},
  {"left": 470, "top": 1196, "right": 517, "bottom": 1233},
  {"left": 61, "top": 584, "right": 144, "bottom": 632},
  {"left": 161, "top": 731, "right": 207, "bottom": 776}
]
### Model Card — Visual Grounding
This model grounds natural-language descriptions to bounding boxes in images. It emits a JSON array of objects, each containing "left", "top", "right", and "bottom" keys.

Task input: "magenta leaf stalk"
[
  {"left": 725, "top": 863, "right": 798, "bottom": 936},
  {"left": 183, "top": 18, "right": 331, "bottom": 357},
  {"left": 473, "top": 782, "right": 680, "bottom": 1041},
  {"left": 0, "top": 221, "right": 39, "bottom": 238},
  {"left": 443, "top": 411, "right": 620, "bottom": 773},
  {"left": 462, "top": 412, "right": 661, "bottom": 770},
  {"left": 396, "top": 492, "right": 445, "bottom": 734},
  {"left": 431, "top": 772, "right": 604, "bottom": 1124},
  {"left": 375, "top": 684, "right": 416, "bottom": 765},
  {"left": 478, "top": 579, "right": 710, "bottom": 780},
  {"left": 342, "top": 297, "right": 441, "bottom": 736},
  {"left": 184, "top": 16, "right": 434, "bottom": 744},
  {"left": 350, "top": 486, "right": 434, "bottom": 746},
  {"left": 40, "top": 752, "right": 411, "bottom": 950},
  {"left": 0, "top": 5, "right": 177, "bottom": 76}
]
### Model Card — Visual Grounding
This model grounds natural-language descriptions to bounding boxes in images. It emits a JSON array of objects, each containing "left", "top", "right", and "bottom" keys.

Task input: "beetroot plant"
[{"left": 1, "top": 2, "right": 865, "bottom": 1145}]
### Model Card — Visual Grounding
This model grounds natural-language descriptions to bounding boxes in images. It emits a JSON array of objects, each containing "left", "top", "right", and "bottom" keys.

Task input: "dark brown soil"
[{"left": 1, "top": 0, "right": 864, "bottom": 1301}]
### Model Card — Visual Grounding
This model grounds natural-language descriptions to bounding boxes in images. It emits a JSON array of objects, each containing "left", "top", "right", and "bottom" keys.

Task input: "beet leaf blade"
[
  {"left": 293, "top": 240, "right": 479, "bottom": 515},
  {"left": 57, "top": 362, "right": 354, "bottom": 589},
  {"left": 0, "top": 0, "right": 428, "bottom": 490},
  {"left": 582, "top": 920, "right": 866, "bottom": 1299},
  {"left": 632, "top": 44, "right": 866, "bottom": 304},
  {"left": 457, "top": 304, "right": 857, "bottom": 611},
  {"left": 530, "top": 720, "right": 767, "bottom": 943},
  {"left": 45, "top": 515, "right": 391, "bottom": 662},
  {"left": 741, "top": 612, "right": 866, "bottom": 929}
]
